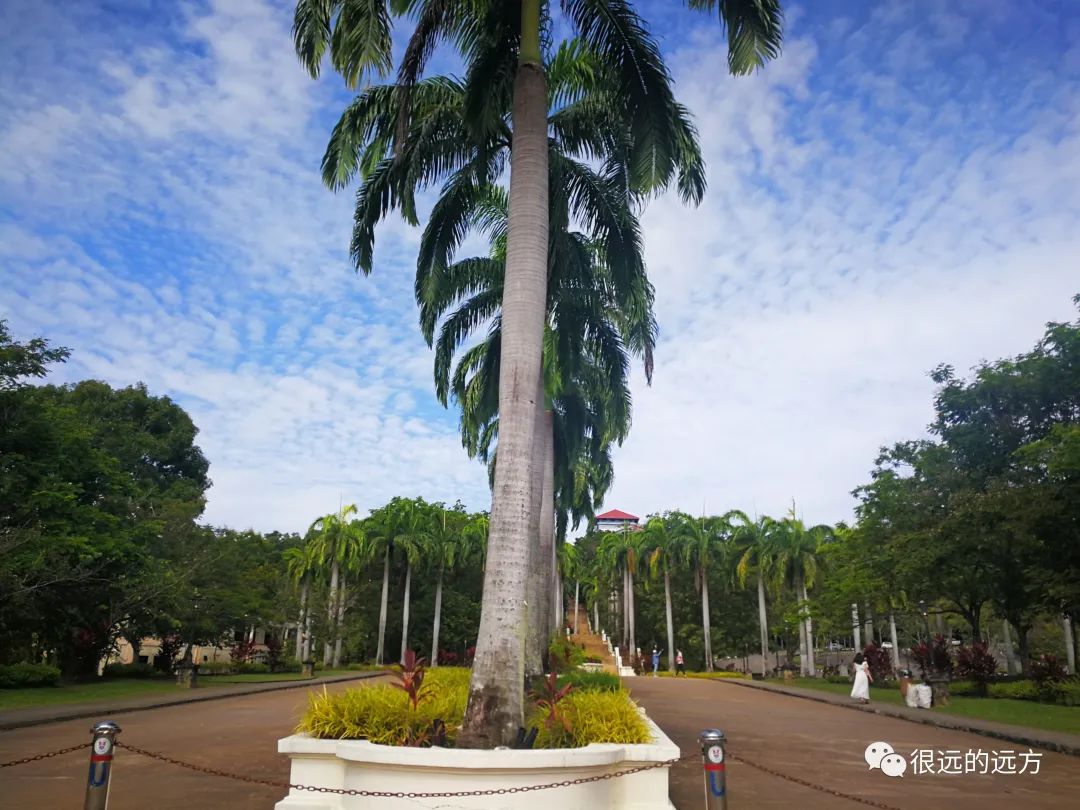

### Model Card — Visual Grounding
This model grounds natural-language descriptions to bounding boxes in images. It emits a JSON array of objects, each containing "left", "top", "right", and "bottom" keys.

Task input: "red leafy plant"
[
  {"left": 392, "top": 650, "right": 429, "bottom": 710},
  {"left": 230, "top": 637, "right": 257, "bottom": 666},
  {"left": 862, "top": 642, "right": 893, "bottom": 683},
  {"left": 912, "top": 635, "right": 953, "bottom": 679},
  {"left": 530, "top": 673, "right": 574, "bottom": 741},
  {"left": 955, "top": 641, "right": 999, "bottom": 695},
  {"left": 1030, "top": 654, "right": 1067, "bottom": 686}
]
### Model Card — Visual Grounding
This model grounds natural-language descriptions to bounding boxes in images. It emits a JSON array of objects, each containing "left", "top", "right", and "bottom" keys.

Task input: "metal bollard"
[
  {"left": 84, "top": 720, "right": 121, "bottom": 810},
  {"left": 699, "top": 729, "right": 727, "bottom": 810}
]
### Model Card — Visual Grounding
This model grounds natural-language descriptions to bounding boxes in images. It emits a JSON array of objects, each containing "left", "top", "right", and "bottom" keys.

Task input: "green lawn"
[
  {"left": 0, "top": 669, "right": 367, "bottom": 711},
  {"left": 764, "top": 678, "right": 1080, "bottom": 736}
]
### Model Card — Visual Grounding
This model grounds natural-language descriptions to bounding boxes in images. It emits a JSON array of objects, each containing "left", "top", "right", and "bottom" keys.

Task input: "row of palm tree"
[
  {"left": 293, "top": 0, "right": 784, "bottom": 745},
  {"left": 284, "top": 498, "right": 488, "bottom": 669},
  {"left": 575, "top": 508, "right": 832, "bottom": 674}
]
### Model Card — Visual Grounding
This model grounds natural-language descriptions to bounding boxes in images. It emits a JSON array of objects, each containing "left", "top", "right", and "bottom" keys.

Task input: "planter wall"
[{"left": 276, "top": 712, "right": 678, "bottom": 810}]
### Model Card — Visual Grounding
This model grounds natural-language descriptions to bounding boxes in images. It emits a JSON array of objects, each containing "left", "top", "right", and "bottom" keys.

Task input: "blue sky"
[{"left": 2, "top": 1, "right": 1078, "bottom": 533}]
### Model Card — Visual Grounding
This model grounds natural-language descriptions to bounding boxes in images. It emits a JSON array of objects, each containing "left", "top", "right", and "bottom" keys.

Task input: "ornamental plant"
[
  {"left": 862, "top": 642, "right": 892, "bottom": 683},
  {"left": 1029, "top": 654, "right": 1068, "bottom": 686},
  {"left": 911, "top": 635, "right": 954, "bottom": 679},
  {"left": 530, "top": 672, "right": 574, "bottom": 744},
  {"left": 955, "top": 641, "right": 999, "bottom": 696},
  {"left": 392, "top": 650, "right": 428, "bottom": 711}
]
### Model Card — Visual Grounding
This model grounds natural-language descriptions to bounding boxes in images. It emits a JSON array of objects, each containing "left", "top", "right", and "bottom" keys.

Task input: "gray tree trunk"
[
  {"left": 798, "top": 604, "right": 809, "bottom": 676},
  {"left": 1002, "top": 619, "right": 1018, "bottom": 675},
  {"left": 375, "top": 547, "right": 389, "bottom": 664},
  {"left": 399, "top": 562, "right": 412, "bottom": 665},
  {"left": 888, "top": 611, "right": 901, "bottom": 672},
  {"left": 332, "top": 581, "right": 346, "bottom": 668},
  {"left": 540, "top": 412, "right": 555, "bottom": 641},
  {"left": 864, "top": 601, "right": 874, "bottom": 645},
  {"left": 524, "top": 380, "right": 546, "bottom": 678},
  {"left": 757, "top": 573, "right": 769, "bottom": 677},
  {"left": 323, "top": 561, "right": 339, "bottom": 667},
  {"left": 574, "top": 581, "right": 580, "bottom": 635},
  {"left": 1064, "top": 615, "right": 1076, "bottom": 673},
  {"left": 628, "top": 569, "right": 636, "bottom": 662},
  {"left": 295, "top": 578, "right": 309, "bottom": 660},
  {"left": 702, "top": 571, "right": 713, "bottom": 672},
  {"left": 664, "top": 568, "right": 676, "bottom": 672},
  {"left": 851, "top": 603, "right": 861, "bottom": 651},
  {"left": 801, "top": 579, "right": 816, "bottom": 676},
  {"left": 594, "top": 601, "right": 599, "bottom": 635},
  {"left": 431, "top": 567, "right": 444, "bottom": 667},
  {"left": 302, "top": 600, "right": 313, "bottom": 661}
]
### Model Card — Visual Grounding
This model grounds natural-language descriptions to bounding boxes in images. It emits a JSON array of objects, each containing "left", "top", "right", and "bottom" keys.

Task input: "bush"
[
  {"left": 548, "top": 635, "right": 585, "bottom": 673},
  {"left": 1030, "top": 654, "right": 1067, "bottom": 685},
  {"left": 235, "top": 662, "right": 270, "bottom": 675},
  {"left": 862, "top": 643, "right": 893, "bottom": 683},
  {"left": 555, "top": 671, "right": 622, "bottom": 693},
  {"left": 298, "top": 668, "right": 471, "bottom": 746},
  {"left": 911, "top": 635, "right": 953, "bottom": 679},
  {"left": 0, "top": 662, "right": 62, "bottom": 688},
  {"left": 195, "top": 661, "right": 233, "bottom": 676},
  {"left": 825, "top": 674, "right": 851, "bottom": 684},
  {"left": 987, "top": 680, "right": 1041, "bottom": 701},
  {"left": 583, "top": 654, "right": 602, "bottom": 664},
  {"left": 103, "top": 662, "right": 157, "bottom": 679},
  {"left": 955, "top": 642, "right": 999, "bottom": 695},
  {"left": 530, "top": 691, "right": 652, "bottom": 749}
]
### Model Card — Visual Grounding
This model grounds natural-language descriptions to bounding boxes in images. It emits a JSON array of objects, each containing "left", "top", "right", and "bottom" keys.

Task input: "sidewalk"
[
  {"left": 717, "top": 677, "right": 1080, "bottom": 756},
  {"left": 0, "top": 671, "right": 384, "bottom": 731}
]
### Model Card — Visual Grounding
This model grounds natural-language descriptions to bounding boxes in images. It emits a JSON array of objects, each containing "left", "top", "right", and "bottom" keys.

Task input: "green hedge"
[
  {"left": 555, "top": 671, "right": 622, "bottom": 693},
  {"left": 102, "top": 662, "right": 158, "bottom": 679},
  {"left": 0, "top": 663, "right": 61, "bottom": 688},
  {"left": 988, "top": 679, "right": 1080, "bottom": 706}
]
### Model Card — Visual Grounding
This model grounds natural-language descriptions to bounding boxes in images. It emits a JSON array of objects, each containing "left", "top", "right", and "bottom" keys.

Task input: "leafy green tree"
[
  {"left": 309, "top": 504, "right": 363, "bottom": 667},
  {"left": 733, "top": 512, "right": 778, "bottom": 677},
  {"left": 643, "top": 514, "right": 683, "bottom": 672}
]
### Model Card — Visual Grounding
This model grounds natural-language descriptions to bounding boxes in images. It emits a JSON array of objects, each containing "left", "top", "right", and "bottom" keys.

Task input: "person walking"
[
  {"left": 675, "top": 649, "right": 685, "bottom": 676},
  {"left": 851, "top": 651, "right": 872, "bottom": 704},
  {"left": 652, "top": 648, "right": 662, "bottom": 676}
]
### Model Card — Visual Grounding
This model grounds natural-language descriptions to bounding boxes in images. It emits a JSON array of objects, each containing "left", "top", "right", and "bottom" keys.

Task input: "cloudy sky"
[{"left": 2, "top": 1, "right": 1078, "bottom": 534}]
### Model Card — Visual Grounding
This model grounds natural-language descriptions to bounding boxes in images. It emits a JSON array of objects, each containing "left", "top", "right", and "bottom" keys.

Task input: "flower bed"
[{"left": 277, "top": 666, "right": 676, "bottom": 809}]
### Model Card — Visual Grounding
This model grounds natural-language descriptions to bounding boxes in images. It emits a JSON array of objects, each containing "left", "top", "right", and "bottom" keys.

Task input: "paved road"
[
  {"left": 3, "top": 675, "right": 1078, "bottom": 809},
  {"left": 628, "top": 677, "right": 1080, "bottom": 809},
  {"left": 0, "top": 677, "right": 385, "bottom": 809}
]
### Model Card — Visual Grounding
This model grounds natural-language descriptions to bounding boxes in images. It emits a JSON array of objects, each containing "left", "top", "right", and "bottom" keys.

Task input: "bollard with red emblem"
[
  {"left": 84, "top": 720, "right": 121, "bottom": 810},
  {"left": 699, "top": 728, "right": 727, "bottom": 810}
]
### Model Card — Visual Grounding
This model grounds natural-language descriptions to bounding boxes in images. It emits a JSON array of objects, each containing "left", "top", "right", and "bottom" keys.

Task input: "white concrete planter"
[{"left": 275, "top": 711, "right": 677, "bottom": 810}]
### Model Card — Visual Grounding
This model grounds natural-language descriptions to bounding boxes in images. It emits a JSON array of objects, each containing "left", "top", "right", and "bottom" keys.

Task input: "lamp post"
[{"left": 918, "top": 600, "right": 930, "bottom": 641}]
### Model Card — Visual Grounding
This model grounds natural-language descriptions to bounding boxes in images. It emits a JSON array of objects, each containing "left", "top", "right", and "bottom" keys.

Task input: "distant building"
[{"left": 594, "top": 509, "right": 640, "bottom": 532}]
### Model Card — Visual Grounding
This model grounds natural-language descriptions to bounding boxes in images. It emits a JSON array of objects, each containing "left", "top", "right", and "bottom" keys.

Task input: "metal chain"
[
  {"left": 117, "top": 741, "right": 699, "bottom": 797},
  {"left": 0, "top": 743, "right": 85, "bottom": 769},
  {"left": 726, "top": 749, "right": 904, "bottom": 810},
  {"left": 3, "top": 739, "right": 900, "bottom": 809}
]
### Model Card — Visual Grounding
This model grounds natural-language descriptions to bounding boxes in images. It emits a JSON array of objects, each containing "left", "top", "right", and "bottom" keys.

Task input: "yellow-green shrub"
[
  {"left": 298, "top": 667, "right": 470, "bottom": 745},
  {"left": 530, "top": 690, "right": 652, "bottom": 748}
]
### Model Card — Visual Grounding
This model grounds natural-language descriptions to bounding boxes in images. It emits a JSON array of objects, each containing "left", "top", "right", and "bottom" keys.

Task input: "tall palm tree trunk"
[
  {"left": 701, "top": 570, "right": 713, "bottom": 672},
  {"left": 664, "top": 567, "right": 675, "bottom": 673},
  {"left": 628, "top": 570, "right": 636, "bottom": 661},
  {"left": 621, "top": 565, "right": 630, "bottom": 651},
  {"left": 802, "top": 580, "right": 816, "bottom": 677},
  {"left": 524, "top": 382, "right": 546, "bottom": 678},
  {"left": 756, "top": 572, "right": 769, "bottom": 677},
  {"left": 1002, "top": 620, "right": 1018, "bottom": 675},
  {"left": 573, "top": 581, "right": 580, "bottom": 635},
  {"left": 888, "top": 611, "right": 901, "bottom": 673},
  {"left": 302, "top": 602, "right": 313, "bottom": 661},
  {"left": 797, "top": 605, "right": 808, "bottom": 676},
  {"left": 375, "top": 547, "right": 389, "bottom": 664},
  {"left": 332, "top": 581, "right": 346, "bottom": 668},
  {"left": 324, "top": 560, "right": 339, "bottom": 667},
  {"left": 593, "top": 600, "right": 599, "bottom": 635},
  {"left": 540, "top": 413, "right": 555, "bottom": 639},
  {"left": 399, "top": 561, "right": 412, "bottom": 664},
  {"left": 431, "top": 565, "right": 444, "bottom": 667},
  {"left": 460, "top": 1, "right": 548, "bottom": 743},
  {"left": 295, "top": 577, "right": 309, "bottom": 660}
]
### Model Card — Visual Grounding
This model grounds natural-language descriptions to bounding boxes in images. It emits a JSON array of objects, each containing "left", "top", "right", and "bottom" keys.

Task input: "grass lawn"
[
  {"left": 764, "top": 678, "right": 1080, "bottom": 736},
  {"left": 0, "top": 669, "right": 368, "bottom": 711}
]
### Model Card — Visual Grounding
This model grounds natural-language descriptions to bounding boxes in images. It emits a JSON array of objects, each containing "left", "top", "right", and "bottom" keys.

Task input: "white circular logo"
[
  {"left": 707, "top": 745, "right": 724, "bottom": 764},
  {"left": 94, "top": 738, "right": 111, "bottom": 755}
]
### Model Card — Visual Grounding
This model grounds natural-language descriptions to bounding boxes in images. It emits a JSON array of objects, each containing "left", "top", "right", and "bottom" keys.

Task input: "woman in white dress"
[{"left": 851, "top": 652, "right": 872, "bottom": 703}]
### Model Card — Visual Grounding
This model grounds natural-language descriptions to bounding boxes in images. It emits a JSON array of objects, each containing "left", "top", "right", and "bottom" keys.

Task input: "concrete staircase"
[{"left": 567, "top": 603, "right": 619, "bottom": 675}]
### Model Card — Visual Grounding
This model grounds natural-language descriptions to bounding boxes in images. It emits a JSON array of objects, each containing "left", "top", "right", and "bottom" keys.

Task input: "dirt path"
[
  {"left": 628, "top": 677, "right": 1080, "bottom": 809},
  {"left": 0, "top": 676, "right": 386, "bottom": 809}
]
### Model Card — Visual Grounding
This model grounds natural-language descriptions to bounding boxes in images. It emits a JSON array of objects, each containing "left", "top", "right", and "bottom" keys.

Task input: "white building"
[{"left": 594, "top": 509, "right": 640, "bottom": 532}]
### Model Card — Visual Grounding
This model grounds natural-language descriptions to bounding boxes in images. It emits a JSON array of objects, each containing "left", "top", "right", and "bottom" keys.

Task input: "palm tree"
[
  {"left": 676, "top": 511, "right": 740, "bottom": 671},
  {"left": 284, "top": 541, "right": 320, "bottom": 662},
  {"left": 643, "top": 514, "right": 681, "bottom": 673},
  {"left": 733, "top": 512, "right": 778, "bottom": 677},
  {"left": 293, "top": 0, "right": 783, "bottom": 747},
  {"left": 427, "top": 503, "right": 475, "bottom": 666},
  {"left": 772, "top": 507, "right": 832, "bottom": 677},
  {"left": 308, "top": 504, "right": 362, "bottom": 667},
  {"left": 598, "top": 525, "right": 643, "bottom": 660}
]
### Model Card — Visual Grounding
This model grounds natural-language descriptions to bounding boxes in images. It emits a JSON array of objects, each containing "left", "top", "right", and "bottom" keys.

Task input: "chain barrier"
[
  {"left": 725, "top": 748, "right": 904, "bottom": 810},
  {"left": 0, "top": 742, "right": 85, "bottom": 769},
  {"left": 2, "top": 738, "right": 902, "bottom": 808}
]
